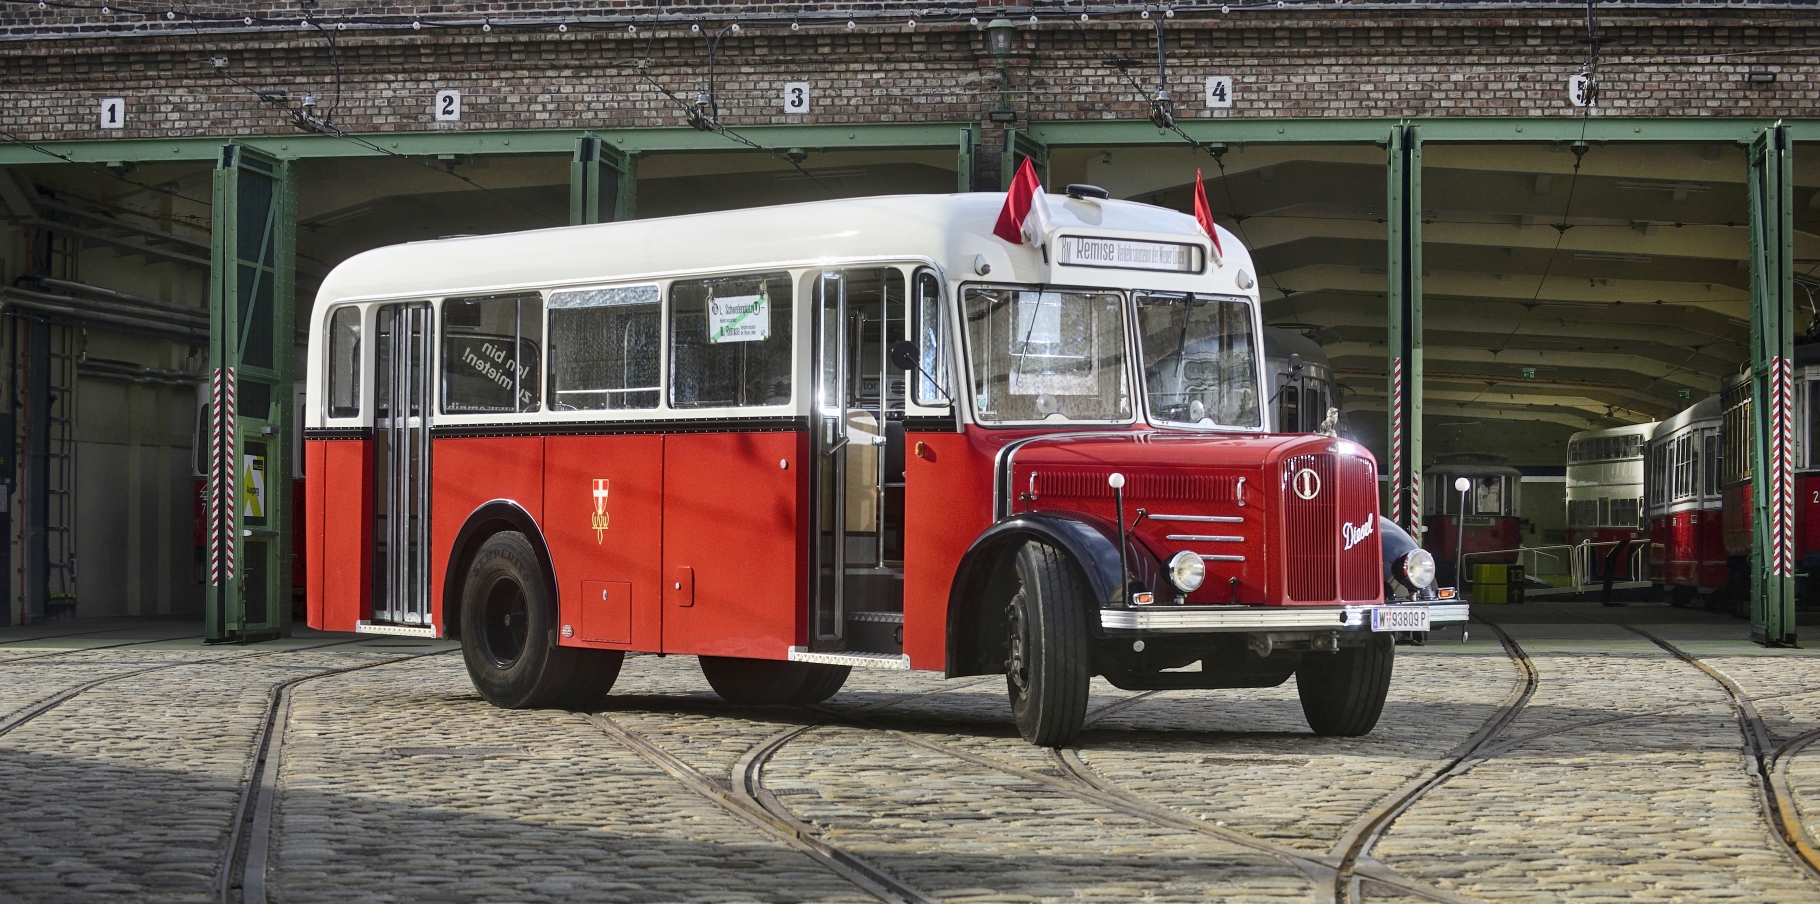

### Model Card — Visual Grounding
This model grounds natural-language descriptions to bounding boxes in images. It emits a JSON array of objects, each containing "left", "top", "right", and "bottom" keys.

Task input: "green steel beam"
[
  {"left": 570, "top": 135, "right": 634, "bottom": 224},
  {"left": 957, "top": 127, "right": 974, "bottom": 193},
  {"left": 1002, "top": 128, "right": 1048, "bottom": 190},
  {"left": 0, "top": 122, "right": 975, "bottom": 165},
  {"left": 1748, "top": 123, "right": 1797, "bottom": 647},
  {"left": 1032, "top": 117, "right": 1794, "bottom": 147},
  {"left": 1386, "top": 124, "right": 1423, "bottom": 543},
  {"left": 8, "top": 118, "right": 1816, "bottom": 167}
]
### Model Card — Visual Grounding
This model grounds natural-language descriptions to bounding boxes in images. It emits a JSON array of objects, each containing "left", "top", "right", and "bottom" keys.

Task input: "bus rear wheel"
[
  {"left": 459, "top": 531, "right": 623, "bottom": 710},
  {"left": 1296, "top": 634, "right": 1394, "bottom": 737},
  {"left": 699, "top": 657, "right": 849, "bottom": 705},
  {"left": 1004, "top": 541, "right": 1090, "bottom": 747}
]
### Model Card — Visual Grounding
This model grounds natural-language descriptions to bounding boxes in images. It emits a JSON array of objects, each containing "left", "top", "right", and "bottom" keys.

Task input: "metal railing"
[{"left": 1461, "top": 540, "right": 1659, "bottom": 597}]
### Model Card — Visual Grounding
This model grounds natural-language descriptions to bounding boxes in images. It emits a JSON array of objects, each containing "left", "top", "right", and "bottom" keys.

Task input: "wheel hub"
[{"left": 481, "top": 576, "right": 530, "bottom": 669}]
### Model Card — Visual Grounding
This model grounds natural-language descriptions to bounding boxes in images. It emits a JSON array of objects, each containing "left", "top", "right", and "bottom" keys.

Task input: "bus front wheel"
[
  {"left": 459, "top": 531, "right": 623, "bottom": 710},
  {"left": 1004, "top": 541, "right": 1090, "bottom": 747},
  {"left": 1296, "top": 633, "right": 1394, "bottom": 737}
]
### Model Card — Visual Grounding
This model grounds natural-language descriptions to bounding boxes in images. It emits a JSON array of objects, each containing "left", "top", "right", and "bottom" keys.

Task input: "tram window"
[
  {"left": 1809, "top": 384, "right": 1820, "bottom": 469},
  {"left": 912, "top": 270, "right": 950, "bottom": 407},
  {"left": 442, "top": 294, "right": 542, "bottom": 414},
  {"left": 1278, "top": 385, "right": 1299, "bottom": 433},
  {"left": 1704, "top": 432, "right": 1720, "bottom": 496},
  {"left": 1134, "top": 292, "right": 1258, "bottom": 428},
  {"left": 1569, "top": 499, "right": 1598, "bottom": 528},
  {"left": 547, "top": 285, "right": 661, "bottom": 411},
  {"left": 669, "top": 272, "right": 793, "bottom": 409},
  {"left": 1609, "top": 497, "right": 1640, "bottom": 528},
  {"left": 1304, "top": 385, "right": 1325, "bottom": 432},
  {"left": 325, "top": 306, "right": 361, "bottom": 418},
  {"left": 965, "top": 286, "right": 1132, "bottom": 423},
  {"left": 1473, "top": 477, "right": 1504, "bottom": 515}
]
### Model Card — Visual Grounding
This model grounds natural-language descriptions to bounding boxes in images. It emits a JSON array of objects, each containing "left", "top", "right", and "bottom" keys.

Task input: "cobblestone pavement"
[{"left": 4, "top": 605, "right": 1820, "bottom": 903}]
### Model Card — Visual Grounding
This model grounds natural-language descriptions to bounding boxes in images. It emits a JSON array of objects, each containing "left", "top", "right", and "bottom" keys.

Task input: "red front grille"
[
  {"left": 1338, "top": 455, "right": 1381, "bottom": 602},
  {"left": 1284, "top": 453, "right": 1337, "bottom": 601}
]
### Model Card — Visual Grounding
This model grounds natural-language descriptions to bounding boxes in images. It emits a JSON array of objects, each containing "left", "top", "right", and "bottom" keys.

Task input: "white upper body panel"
[{"left": 304, "top": 193, "right": 1260, "bottom": 431}]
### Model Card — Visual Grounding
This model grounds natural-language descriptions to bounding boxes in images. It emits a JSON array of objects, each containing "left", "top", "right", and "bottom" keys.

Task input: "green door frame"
[
  {"left": 206, "top": 143, "right": 296, "bottom": 643},
  {"left": 1002, "top": 129, "right": 1049, "bottom": 189},
  {"left": 570, "top": 135, "right": 636, "bottom": 225},
  {"left": 1749, "top": 123, "right": 1797, "bottom": 646},
  {"left": 1386, "top": 125, "right": 1423, "bottom": 540}
]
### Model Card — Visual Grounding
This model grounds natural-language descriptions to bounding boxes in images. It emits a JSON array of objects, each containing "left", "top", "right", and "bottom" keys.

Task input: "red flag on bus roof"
[
  {"left": 994, "top": 157, "right": 1053, "bottom": 249},
  {"left": 1194, "top": 169, "right": 1224, "bottom": 265}
]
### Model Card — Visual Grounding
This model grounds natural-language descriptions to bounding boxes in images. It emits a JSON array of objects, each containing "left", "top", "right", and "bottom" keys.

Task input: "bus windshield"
[
  {"left": 963, "top": 286, "right": 1132, "bottom": 423},
  {"left": 1135, "top": 291, "right": 1260, "bottom": 429}
]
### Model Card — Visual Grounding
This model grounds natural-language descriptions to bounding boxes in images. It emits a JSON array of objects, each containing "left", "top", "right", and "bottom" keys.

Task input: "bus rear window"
[
  {"left": 669, "top": 273, "right": 793, "bottom": 409},
  {"left": 325, "top": 306, "right": 361, "bottom": 418}
]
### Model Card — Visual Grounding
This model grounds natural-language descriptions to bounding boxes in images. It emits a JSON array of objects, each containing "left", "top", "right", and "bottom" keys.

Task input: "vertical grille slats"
[
  {"left": 1339, "top": 455, "right": 1381, "bottom": 602},
  {"left": 1283, "top": 454, "right": 1337, "bottom": 602}
]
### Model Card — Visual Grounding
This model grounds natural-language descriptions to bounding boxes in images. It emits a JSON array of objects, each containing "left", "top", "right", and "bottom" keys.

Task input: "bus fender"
[
  {"left": 440, "top": 500, "right": 560, "bottom": 640},
  {"left": 943, "top": 512, "right": 1132, "bottom": 679}
]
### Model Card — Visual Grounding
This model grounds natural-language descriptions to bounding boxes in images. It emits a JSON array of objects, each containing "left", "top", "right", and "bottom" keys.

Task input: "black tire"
[
  {"left": 699, "top": 656, "right": 821, "bottom": 705},
  {"left": 1004, "top": 541, "right": 1091, "bottom": 747},
  {"left": 459, "top": 531, "right": 624, "bottom": 710},
  {"left": 786, "top": 664, "right": 851, "bottom": 705},
  {"left": 1296, "top": 633, "right": 1394, "bottom": 737}
]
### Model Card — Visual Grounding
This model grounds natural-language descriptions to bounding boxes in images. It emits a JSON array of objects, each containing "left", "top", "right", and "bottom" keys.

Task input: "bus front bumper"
[{"left": 1099, "top": 603, "right": 1471, "bottom": 633}]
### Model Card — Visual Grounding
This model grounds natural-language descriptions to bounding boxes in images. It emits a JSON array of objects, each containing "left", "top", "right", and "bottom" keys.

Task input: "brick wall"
[{"left": 2, "top": 10, "right": 1817, "bottom": 141}]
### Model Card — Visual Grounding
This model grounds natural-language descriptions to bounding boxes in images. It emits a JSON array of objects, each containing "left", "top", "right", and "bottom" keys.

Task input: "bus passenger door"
[
  {"left": 371, "top": 303, "right": 433, "bottom": 628},
  {"left": 811, "top": 269, "right": 905, "bottom": 654}
]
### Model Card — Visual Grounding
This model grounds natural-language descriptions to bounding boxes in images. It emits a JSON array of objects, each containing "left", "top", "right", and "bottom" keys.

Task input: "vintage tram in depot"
[
  {"left": 1423, "top": 453, "right": 1523, "bottom": 588},
  {"left": 1715, "top": 346, "right": 1820, "bottom": 613},
  {"left": 1572, "top": 420, "right": 1659, "bottom": 582},
  {"left": 1263, "top": 325, "right": 1337, "bottom": 435},
  {"left": 1643, "top": 397, "right": 1724, "bottom": 607},
  {"left": 302, "top": 190, "right": 1462, "bottom": 746}
]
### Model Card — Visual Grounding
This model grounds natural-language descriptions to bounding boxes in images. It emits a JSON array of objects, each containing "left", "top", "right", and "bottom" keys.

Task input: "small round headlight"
[
  {"left": 1397, "top": 548, "right": 1436, "bottom": 589},
  {"left": 1167, "top": 551, "right": 1206, "bottom": 593}
]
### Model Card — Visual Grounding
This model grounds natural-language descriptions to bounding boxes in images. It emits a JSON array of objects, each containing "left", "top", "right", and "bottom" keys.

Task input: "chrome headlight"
[
  {"left": 1396, "top": 548, "right": 1436, "bottom": 590},
  {"left": 1167, "top": 551, "right": 1206, "bottom": 593}
]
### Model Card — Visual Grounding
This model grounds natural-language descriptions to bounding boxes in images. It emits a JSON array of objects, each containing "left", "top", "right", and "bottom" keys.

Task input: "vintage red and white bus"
[
  {"left": 1565, "top": 423, "right": 1653, "bottom": 547},
  {"left": 303, "top": 192, "right": 1463, "bottom": 745},
  {"left": 1645, "top": 396, "right": 1723, "bottom": 606}
]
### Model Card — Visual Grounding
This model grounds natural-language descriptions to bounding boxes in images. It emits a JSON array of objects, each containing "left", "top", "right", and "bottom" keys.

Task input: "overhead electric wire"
[{"left": 0, "top": 122, "right": 215, "bottom": 208}]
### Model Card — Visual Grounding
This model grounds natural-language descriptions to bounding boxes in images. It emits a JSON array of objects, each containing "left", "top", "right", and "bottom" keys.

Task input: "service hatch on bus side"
[{"left": 303, "top": 189, "right": 1464, "bottom": 746}]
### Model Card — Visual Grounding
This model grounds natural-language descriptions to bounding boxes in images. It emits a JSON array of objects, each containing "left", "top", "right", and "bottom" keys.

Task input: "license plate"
[{"left": 1370, "top": 606, "right": 1430, "bottom": 632}]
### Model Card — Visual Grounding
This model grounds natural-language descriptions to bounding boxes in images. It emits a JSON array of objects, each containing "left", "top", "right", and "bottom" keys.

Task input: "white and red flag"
[
  {"left": 993, "top": 157, "right": 1053, "bottom": 250},
  {"left": 1193, "top": 168, "right": 1224, "bottom": 266}
]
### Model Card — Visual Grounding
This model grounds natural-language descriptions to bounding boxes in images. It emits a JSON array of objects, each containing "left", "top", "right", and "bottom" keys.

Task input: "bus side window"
[
  {"left": 911, "top": 269, "right": 950, "bottom": 407},
  {"left": 547, "top": 285, "right": 661, "bottom": 411},
  {"left": 442, "top": 294, "right": 543, "bottom": 414},
  {"left": 326, "top": 306, "right": 361, "bottom": 418},
  {"left": 669, "top": 272, "right": 793, "bottom": 409}
]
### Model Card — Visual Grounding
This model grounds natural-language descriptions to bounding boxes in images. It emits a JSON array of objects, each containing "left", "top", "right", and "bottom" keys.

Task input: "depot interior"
[{"left": 0, "top": 134, "right": 1812, "bottom": 620}]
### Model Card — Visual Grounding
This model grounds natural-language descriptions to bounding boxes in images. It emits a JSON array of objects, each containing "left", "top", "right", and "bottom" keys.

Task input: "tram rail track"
[
  {"left": 1524, "top": 601, "right": 1820, "bottom": 885},
  {"left": 221, "top": 644, "right": 457, "bottom": 904},
  {"left": 0, "top": 633, "right": 206, "bottom": 665}
]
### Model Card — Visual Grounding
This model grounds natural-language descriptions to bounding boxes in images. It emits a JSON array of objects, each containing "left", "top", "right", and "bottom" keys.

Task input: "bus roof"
[
  {"left": 313, "top": 192, "right": 1253, "bottom": 307},
  {"left": 1567, "top": 421, "right": 1659, "bottom": 444}
]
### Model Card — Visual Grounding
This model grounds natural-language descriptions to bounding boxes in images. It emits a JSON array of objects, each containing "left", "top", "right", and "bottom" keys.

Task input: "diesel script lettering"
[{"left": 1342, "top": 518, "right": 1374, "bottom": 551}]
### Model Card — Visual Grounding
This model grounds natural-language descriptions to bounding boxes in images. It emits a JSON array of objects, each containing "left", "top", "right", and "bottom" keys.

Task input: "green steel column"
[
  {"left": 1386, "top": 124, "right": 1423, "bottom": 540},
  {"left": 1749, "top": 124, "right": 1797, "bottom": 646},
  {"left": 957, "top": 128, "right": 975, "bottom": 192},
  {"left": 570, "top": 135, "right": 635, "bottom": 225},
  {"left": 1001, "top": 129, "right": 1048, "bottom": 188},
  {"left": 206, "top": 144, "right": 295, "bottom": 643}
]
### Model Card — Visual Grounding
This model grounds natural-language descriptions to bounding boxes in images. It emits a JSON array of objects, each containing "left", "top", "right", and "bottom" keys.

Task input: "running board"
[
  {"left": 787, "top": 646, "right": 911, "bottom": 670},
  {"left": 355, "top": 621, "right": 438, "bottom": 638}
]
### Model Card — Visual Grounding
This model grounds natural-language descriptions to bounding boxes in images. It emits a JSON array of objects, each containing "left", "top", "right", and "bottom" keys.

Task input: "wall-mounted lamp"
[
  {"left": 986, "top": 17, "right": 1016, "bottom": 57},
  {"left": 1747, "top": 70, "right": 1777, "bottom": 84}
]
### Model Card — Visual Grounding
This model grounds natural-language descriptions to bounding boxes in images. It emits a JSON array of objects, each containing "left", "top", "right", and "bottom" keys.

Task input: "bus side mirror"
[{"left": 888, "top": 340, "right": 919, "bottom": 372}]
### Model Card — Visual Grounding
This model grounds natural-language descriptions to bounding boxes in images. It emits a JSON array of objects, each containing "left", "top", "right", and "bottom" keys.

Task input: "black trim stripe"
[
  {"left": 303, "top": 427, "right": 373, "bottom": 440},
  {"left": 430, "top": 416, "right": 809, "bottom": 439},
  {"left": 904, "top": 415, "right": 958, "bottom": 432}
]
